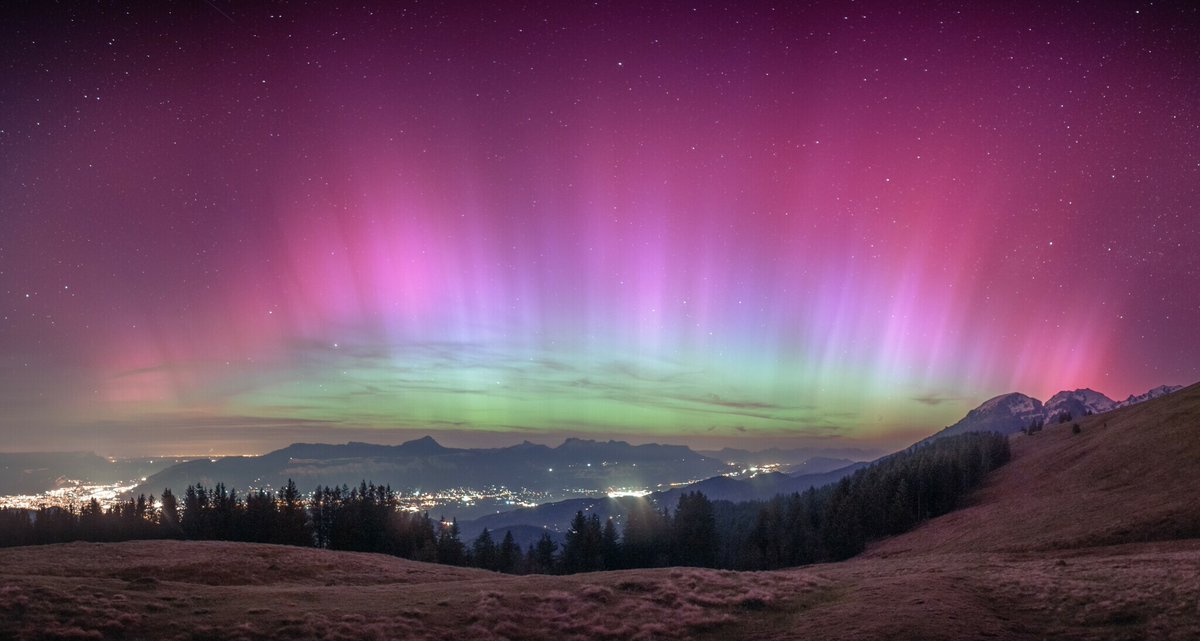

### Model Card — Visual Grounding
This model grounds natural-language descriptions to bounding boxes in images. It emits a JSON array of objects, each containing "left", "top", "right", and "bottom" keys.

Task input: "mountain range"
[
  {"left": 133, "top": 436, "right": 730, "bottom": 516},
  {"left": 924, "top": 384, "right": 1183, "bottom": 442}
]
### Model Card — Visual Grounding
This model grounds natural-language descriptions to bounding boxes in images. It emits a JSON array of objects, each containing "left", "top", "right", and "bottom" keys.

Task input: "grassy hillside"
[
  {"left": 3, "top": 538, "right": 1200, "bottom": 640},
  {"left": 871, "top": 381, "right": 1200, "bottom": 555}
]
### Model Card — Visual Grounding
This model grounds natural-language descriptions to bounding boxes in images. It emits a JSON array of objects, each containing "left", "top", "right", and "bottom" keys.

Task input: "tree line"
[{"left": 0, "top": 432, "right": 1009, "bottom": 573}]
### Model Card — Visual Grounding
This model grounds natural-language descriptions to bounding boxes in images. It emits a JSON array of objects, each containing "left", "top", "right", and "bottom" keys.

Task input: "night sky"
[{"left": 2, "top": 1, "right": 1198, "bottom": 455}]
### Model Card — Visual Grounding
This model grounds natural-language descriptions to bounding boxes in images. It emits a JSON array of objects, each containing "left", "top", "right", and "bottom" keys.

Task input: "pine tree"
[
  {"left": 497, "top": 530, "right": 519, "bottom": 574},
  {"left": 672, "top": 492, "right": 717, "bottom": 567},
  {"left": 80, "top": 498, "right": 103, "bottom": 541},
  {"left": 533, "top": 531, "right": 559, "bottom": 574},
  {"left": 436, "top": 517, "right": 465, "bottom": 565},
  {"left": 277, "top": 479, "right": 310, "bottom": 547},
  {"left": 159, "top": 488, "right": 181, "bottom": 538},
  {"left": 600, "top": 518, "right": 621, "bottom": 570},
  {"left": 181, "top": 485, "right": 202, "bottom": 539},
  {"left": 888, "top": 477, "right": 915, "bottom": 534},
  {"left": 563, "top": 511, "right": 589, "bottom": 573},
  {"left": 472, "top": 528, "right": 498, "bottom": 570},
  {"left": 243, "top": 490, "right": 276, "bottom": 543}
]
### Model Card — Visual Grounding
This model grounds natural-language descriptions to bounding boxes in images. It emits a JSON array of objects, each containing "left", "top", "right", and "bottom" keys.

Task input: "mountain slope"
[
  {"left": 925, "top": 392, "right": 1045, "bottom": 440},
  {"left": 653, "top": 462, "right": 867, "bottom": 506},
  {"left": 924, "top": 384, "right": 1182, "bottom": 442},
  {"left": 1116, "top": 384, "right": 1184, "bottom": 408},
  {"left": 872, "top": 381, "right": 1200, "bottom": 555},
  {"left": 1042, "top": 388, "right": 1116, "bottom": 420}
]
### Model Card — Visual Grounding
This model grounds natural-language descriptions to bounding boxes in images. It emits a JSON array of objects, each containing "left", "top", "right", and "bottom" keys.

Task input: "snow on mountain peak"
[
  {"left": 926, "top": 383, "right": 1182, "bottom": 443},
  {"left": 1043, "top": 388, "right": 1116, "bottom": 420},
  {"left": 1117, "top": 384, "right": 1184, "bottom": 408}
]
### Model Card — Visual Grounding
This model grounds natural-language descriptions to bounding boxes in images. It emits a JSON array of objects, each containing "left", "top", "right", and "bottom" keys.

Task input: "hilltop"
[{"left": 923, "top": 383, "right": 1183, "bottom": 442}]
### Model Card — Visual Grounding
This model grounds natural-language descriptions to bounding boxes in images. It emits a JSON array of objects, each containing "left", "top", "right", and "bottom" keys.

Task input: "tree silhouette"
[
  {"left": 497, "top": 530, "right": 519, "bottom": 574},
  {"left": 672, "top": 492, "right": 717, "bottom": 567},
  {"left": 472, "top": 527, "right": 498, "bottom": 570},
  {"left": 159, "top": 488, "right": 181, "bottom": 538},
  {"left": 277, "top": 479, "right": 310, "bottom": 546},
  {"left": 436, "top": 517, "right": 466, "bottom": 565},
  {"left": 530, "top": 531, "right": 559, "bottom": 574},
  {"left": 600, "top": 517, "right": 621, "bottom": 570}
]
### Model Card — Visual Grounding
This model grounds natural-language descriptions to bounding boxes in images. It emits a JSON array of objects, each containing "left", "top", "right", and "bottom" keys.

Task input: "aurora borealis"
[{"left": 2, "top": 2, "right": 1198, "bottom": 455}]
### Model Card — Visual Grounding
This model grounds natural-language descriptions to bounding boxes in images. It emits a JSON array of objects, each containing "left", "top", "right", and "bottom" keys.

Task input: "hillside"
[
  {"left": 4, "top": 538, "right": 1200, "bottom": 640},
  {"left": 872, "top": 381, "right": 1200, "bottom": 555},
  {"left": 652, "top": 461, "right": 867, "bottom": 506}
]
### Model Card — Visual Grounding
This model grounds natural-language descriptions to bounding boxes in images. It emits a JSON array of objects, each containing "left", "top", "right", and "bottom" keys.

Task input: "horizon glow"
[{"left": 1, "top": 2, "right": 1198, "bottom": 455}]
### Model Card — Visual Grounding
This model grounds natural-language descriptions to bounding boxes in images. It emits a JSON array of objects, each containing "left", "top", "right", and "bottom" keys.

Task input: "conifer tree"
[
  {"left": 436, "top": 517, "right": 466, "bottom": 565},
  {"left": 159, "top": 488, "right": 181, "bottom": 538},
  {"left": 563, "top": 511, "right": 589, "bottom": 573},
  {"left": 600, "top": 517, "right": 621, "bottom": 570},
  {"left": 532, "top": 531, "right": 559, "bottom": 574},
  {"left": 672, "top": 492, "right": 717, "bottom": 567},
  {"left": 497, "top": 530, "right": 519, "bottom": 574},
  {"left": 277, "top": 479, "right": 310, "bottom": 546},
  {"left": 472, "top": 527, "right": 498, "bottom": 570}
]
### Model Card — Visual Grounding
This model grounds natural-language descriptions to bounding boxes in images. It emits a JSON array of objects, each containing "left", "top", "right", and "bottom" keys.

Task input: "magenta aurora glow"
[{"left": 1, "top": 2, "right": 1197, "bottom": 455}]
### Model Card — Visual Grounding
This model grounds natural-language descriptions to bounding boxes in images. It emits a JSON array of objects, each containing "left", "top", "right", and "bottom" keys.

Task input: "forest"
[{"left": 0, "top": 432, "right": 1009, "bottom": 573}]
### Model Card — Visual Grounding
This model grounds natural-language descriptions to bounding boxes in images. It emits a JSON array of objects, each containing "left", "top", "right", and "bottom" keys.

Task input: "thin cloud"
[{"left": 911, "top": 392, "right": 961, "bottom": 406}]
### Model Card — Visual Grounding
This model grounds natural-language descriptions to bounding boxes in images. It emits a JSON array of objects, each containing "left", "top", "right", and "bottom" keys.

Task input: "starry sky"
[{"left": 1, "top": 1, "right": 1198, "bottom": 456}]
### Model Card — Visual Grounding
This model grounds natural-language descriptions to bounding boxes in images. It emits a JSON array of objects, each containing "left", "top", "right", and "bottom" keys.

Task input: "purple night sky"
[{"left": 1, "top": 1, "right": 1197, "bottom": 455}]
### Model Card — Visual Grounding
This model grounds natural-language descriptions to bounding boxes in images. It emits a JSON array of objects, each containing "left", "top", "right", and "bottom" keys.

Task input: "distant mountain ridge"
[
  {"left": 926, "top": 384, "right": 1184, "bottom": 442},
  {"left": 0, "top": 453, "right": 179, "bottom": 495},
  {"left": 698, "top": 446, "right": 877, "bottom": 467},
  {"left": 458, "top": 460, "right": 868, "bottom": 542},
  {"left": 1115, "top": 384, "right": 1183, "bottom": 408},
  {"left": 133, "top": 436, "right": 730, "bottom": 520}
]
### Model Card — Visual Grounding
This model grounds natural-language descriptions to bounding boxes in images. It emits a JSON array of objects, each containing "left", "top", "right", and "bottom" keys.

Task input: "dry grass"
[
  {"left": 869, "top": 381, "right": 1200, "bottom": 556},
  {"left": 3, "top": 539, "right": 1200, "bottom": 640},
  {"left": 0, "top": 540, "right": 835, "bottom": 641}
]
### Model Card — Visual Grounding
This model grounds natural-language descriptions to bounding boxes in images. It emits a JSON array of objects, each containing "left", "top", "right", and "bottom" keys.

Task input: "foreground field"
[{"left": 2, "top": 538, "right": 1200, "bottom": 641}]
